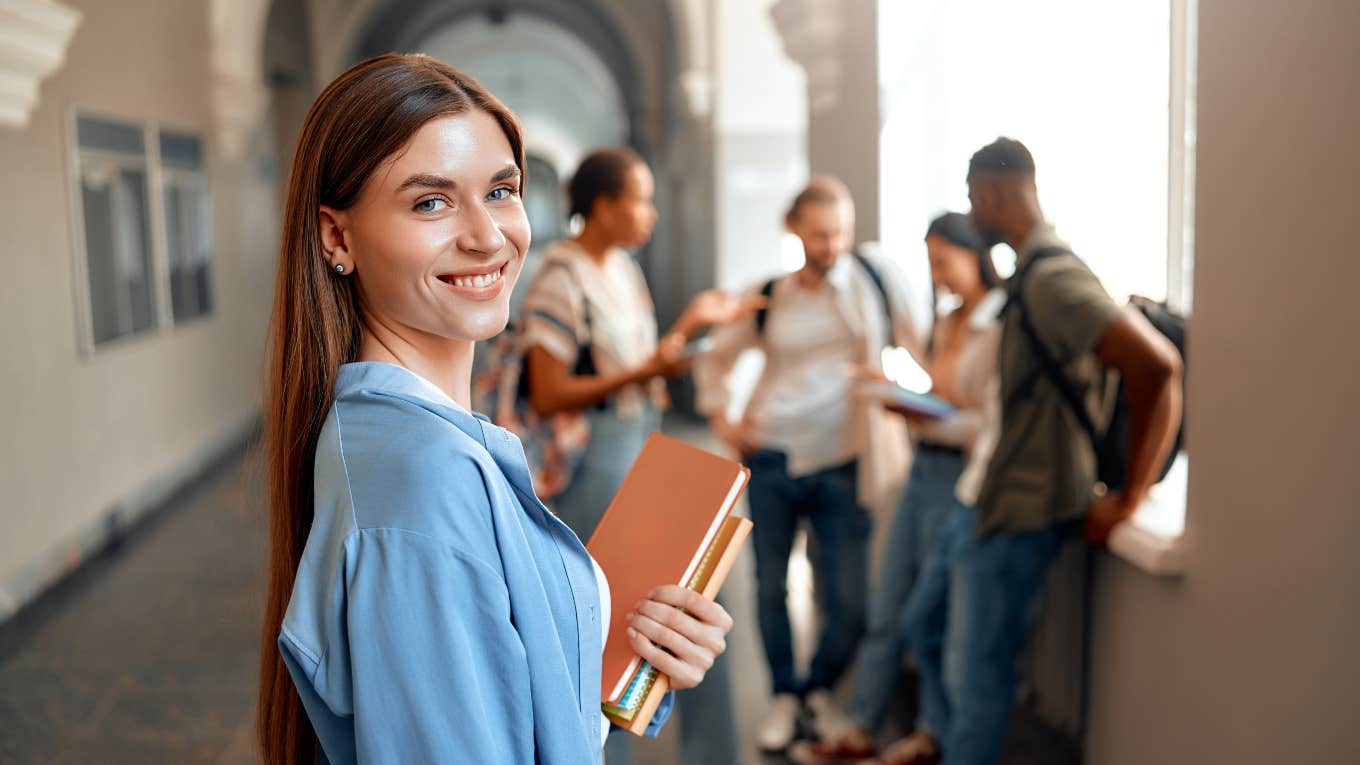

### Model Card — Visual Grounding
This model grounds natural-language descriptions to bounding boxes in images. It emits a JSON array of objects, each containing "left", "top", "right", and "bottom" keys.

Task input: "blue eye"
[
  {"left": 415, "top": 197, "right": 447, "bottom": 213},
  {"left": 487, "top": 186, "right": 515, "bottom": 202}
]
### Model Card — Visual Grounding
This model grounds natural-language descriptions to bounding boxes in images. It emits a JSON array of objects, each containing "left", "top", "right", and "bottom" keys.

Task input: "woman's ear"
[{"left": 318, "top": 206, "right": 353, "bottom": 273}]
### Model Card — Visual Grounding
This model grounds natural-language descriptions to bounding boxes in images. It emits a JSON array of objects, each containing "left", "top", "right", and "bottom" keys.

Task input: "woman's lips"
[{"left": 436, "top": 262, "right": 507, "bottom": 300}]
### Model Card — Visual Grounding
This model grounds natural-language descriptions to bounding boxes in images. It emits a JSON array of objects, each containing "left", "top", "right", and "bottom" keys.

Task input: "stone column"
[{"left": 770, "top": 0, "right": 880, "bottom": 244}]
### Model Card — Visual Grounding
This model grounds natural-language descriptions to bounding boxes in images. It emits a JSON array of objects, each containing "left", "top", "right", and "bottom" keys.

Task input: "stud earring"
[{"left": 334, "top": 263, "right": 345, "bottom": 274}]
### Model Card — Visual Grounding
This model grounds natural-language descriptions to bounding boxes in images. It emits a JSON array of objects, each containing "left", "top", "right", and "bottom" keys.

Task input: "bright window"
[
  {"left": 70, "top": 115, "right": 215, "bottom": 351},
  {"left": 878, "top": 0, "right": 1196, "bottom": 321},
  {"left": 159, "top": 131, "right": 213, "bottom": 324}
]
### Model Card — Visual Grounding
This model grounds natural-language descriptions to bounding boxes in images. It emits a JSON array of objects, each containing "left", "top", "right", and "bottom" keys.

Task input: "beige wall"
[
  {"left": 1085, "top": 1, "right": 1360, "bottom": 761},
  {"left": 0, "top": 0, "right": 276, "bottom": 618}
]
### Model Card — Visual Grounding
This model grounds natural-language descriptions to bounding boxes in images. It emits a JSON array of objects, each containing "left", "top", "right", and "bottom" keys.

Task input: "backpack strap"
[
  {"left": 753, "top": 277, "right": 778, "bottom": 335},
  {"left": 753, "top": 251, "right": 895, "bottom": 342},
  {"left": 1007, "top": 246, "right": 1101, "bottom": 446},
  {"left": 850, "top": 251, "right": 895, "bottom": 346},
  {"left": 534, "top": 259, "right": 595, "bottom": 348},
  {"left": 524, "top": 259, "right": 603, "bottom": 409}
]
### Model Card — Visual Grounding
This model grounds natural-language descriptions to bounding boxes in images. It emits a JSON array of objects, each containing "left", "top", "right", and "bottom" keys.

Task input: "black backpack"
[
  {"left": 1009, "top": 246, "right": 1186, "bottom": 492},
  {"left": 754, "top": 252, "right": 894, "bottom": 341}
]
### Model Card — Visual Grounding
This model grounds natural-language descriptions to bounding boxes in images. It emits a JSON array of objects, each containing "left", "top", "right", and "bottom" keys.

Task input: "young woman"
[
  {"left": 816, "top": 212, "right": 1004, "bottom": 763},
  {"left": 256, "top": 54, "right": 733, "bottom": 765},
  {"left": 519, "top": 147, "right": 759, "bottom": 765},
  {"left": 521, "top": 147, "right": 757, "bottom": 538}
]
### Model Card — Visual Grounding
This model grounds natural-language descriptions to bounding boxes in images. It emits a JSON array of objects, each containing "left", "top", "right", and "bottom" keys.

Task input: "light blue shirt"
[{"left": 279, "top": 361, "right": 671, "bottom": 764}]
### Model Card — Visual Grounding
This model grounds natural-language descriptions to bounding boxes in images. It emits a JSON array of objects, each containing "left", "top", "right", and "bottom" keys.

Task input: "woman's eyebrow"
[
  {"left": 396, "top": 173, "right": 457, "bottom": 192},
  {"left": 491, "top": 165, "right": 521, "bottom": 183},
  {"left": 396, "top": 165, "right": 520, "bottom": 192}
]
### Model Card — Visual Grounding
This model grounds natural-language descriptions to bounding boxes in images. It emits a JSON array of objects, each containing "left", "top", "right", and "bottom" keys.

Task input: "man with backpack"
[
  {"left": 897, "top": 138, "right": 1183, "bottom": 764},
  {"left": 694, "top": 176, "right": 922, "bottom": 751}
]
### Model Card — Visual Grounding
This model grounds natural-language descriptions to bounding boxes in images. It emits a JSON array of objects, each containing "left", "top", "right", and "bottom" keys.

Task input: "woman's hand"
[
  {"left": 625, "top": 585, "right": 734, "bottom": 691},
  {"left": 673, "top": 290, "right": 767, "bottom": 337},
  {"left": 637, "top": 332, "right": 691, "bottom": 380}
]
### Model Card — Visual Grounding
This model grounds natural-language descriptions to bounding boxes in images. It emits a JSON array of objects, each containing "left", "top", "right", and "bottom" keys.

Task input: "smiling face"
[
  {"left": 320, "top": 110, "right": 530, "bottom": 344},
  {"left": 926, "top": 233, "right": 985, "bottom": 300}
]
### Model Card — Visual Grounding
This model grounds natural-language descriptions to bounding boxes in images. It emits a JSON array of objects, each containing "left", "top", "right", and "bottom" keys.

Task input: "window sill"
[{"left": 1106, "top": 453, "right": 1188, "bottom": 576}]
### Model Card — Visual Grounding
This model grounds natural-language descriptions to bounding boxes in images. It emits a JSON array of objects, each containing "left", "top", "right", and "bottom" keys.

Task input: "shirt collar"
[
  {"left": 334, "top": 361, "right": 486, "bottom": 425},
  {"left": 1016, "top": 221, "right": 1066, "bottom": 261},
  {"left": 824, "top": 252, "right": 855, "bottom": 291}
]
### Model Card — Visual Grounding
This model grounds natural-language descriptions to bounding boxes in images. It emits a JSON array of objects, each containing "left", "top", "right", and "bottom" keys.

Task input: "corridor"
[
  {"left": 0, "top": 422, "right": 1078, "bottom": 765},
  {"left": 2, "top": 0, "right": 1357, "bottom": 763}
]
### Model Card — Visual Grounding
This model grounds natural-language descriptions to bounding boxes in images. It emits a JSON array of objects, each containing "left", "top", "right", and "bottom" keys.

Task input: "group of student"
[
  {"left": 507, "top": 134, "right": 1182, "bottom": 765},
  {"left": 256, "top": 53, "right": 1183, "bottom": 765}
]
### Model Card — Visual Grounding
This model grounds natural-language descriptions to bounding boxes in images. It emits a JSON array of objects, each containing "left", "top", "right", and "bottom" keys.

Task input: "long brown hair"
[{"left": 257, "top": 53, "right": 525, "bottom": 765}]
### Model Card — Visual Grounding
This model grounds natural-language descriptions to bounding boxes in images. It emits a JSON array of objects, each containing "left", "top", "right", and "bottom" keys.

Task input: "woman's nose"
[{"left": 457, "top": 202, "right": 507, "bottom": 255}]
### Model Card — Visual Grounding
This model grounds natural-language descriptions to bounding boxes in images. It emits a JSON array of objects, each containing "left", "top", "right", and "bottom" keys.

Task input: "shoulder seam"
[{"left": 332, "top": 400, "right": 361, "bottom": 531}]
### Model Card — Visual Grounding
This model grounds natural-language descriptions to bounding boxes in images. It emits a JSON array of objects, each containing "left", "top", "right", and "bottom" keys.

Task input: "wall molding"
[{"left": 0, "top": 0, "right": 81, "bottom": 129}]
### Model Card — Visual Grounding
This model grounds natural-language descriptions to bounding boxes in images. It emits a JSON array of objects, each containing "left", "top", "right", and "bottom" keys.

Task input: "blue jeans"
[
  {"left": 745, "top": 450, "right": 872, "bottom": 695},
  {"left": 901, "top": 504, "right": 1067, "bottom": 765},
  {"left": 850, "top": 445, "right": 965, "bottom": 729},
  {"left": 550, "top": 406, "right": 741, "bottom": 765}
]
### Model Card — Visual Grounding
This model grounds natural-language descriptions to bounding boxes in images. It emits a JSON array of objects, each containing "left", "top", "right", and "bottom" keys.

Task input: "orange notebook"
[
  {"left": 603, "top": 514, "right": 752, "bottom": 734},
  {"left": 585, "top": 433, "right": 751, "bottom": 705}
]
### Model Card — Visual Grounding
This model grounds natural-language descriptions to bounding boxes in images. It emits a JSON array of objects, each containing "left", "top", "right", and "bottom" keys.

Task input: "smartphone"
[{"left": 680, "top": 336, "right": 716, "bottom": 359}]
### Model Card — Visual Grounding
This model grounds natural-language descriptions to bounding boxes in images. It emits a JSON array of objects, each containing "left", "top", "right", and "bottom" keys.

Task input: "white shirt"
[
  {"left": 591, "top": 558, "right": 612, "bottom": 749},
  {"left": 694, "top": 252, "right": 924, "bottom": 511},
  {"left": 910, "top": 289, "right": 1005, "bottom": 505},
  {"left": 754, "top": 278, "right": 859, "bottom": 476}
]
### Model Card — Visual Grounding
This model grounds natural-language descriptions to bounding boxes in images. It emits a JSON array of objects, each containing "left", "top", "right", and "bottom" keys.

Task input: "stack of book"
[{"left": 586, "top": 433, "right": 753, "bottom": 734}]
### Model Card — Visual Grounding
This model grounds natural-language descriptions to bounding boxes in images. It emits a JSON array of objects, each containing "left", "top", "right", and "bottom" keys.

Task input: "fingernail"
[
  {"left": 627, "top": 627, "right": 637, "bottom": 638},
  {"left": 625, "top": 612, "right": 634, "bottom": 622}
]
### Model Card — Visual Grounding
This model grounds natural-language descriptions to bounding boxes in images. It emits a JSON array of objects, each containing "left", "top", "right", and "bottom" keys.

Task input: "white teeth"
[{"left": 448, "top": 267, "right": 502, "bottom": 289}]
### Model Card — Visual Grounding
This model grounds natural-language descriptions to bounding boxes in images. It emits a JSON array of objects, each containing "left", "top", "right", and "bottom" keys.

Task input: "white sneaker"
[
  {"left": 756, "top": 692, "right": 802, "bottom": 752},
  {"left": 804, "top": 689, "right": 856, "bottom": 743}
]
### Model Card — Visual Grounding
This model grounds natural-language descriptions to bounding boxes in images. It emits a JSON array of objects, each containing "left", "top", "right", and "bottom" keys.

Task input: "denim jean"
[
  {"left": 850, "top": 445, "right": 965, "bottom": 730},
  {"left": 550, "top": 405, "right": 741, "bottom": 765},
  {"left": 901, "top": 503, "right": 1068, "bottom": 765},
  {"left": 745, "top": 450, "right": 872, "bottom": 696}
]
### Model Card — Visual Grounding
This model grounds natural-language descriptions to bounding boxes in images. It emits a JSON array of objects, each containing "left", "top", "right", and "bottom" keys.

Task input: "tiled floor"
[
  {"left": 0, "top": 450, "right": 266, "bottom": 765},
  {"left": 0, "top": 425, "right": 1079, "bottom": 765}
]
